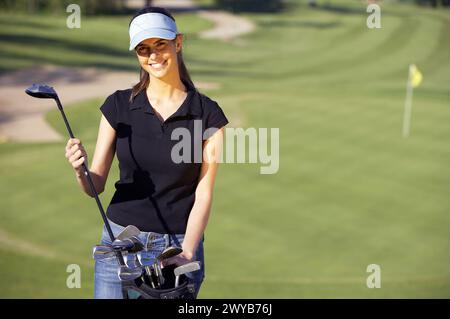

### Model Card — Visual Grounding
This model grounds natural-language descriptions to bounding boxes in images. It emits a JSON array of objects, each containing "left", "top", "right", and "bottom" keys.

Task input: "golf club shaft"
[{"left": 56, "top": 98, "right": 124, "bottom": 266}]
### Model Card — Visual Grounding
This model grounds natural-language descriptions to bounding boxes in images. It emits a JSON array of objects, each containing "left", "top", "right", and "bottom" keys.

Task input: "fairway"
[{"left": 1, "top": 0, "right": 449, "bottom": 298}]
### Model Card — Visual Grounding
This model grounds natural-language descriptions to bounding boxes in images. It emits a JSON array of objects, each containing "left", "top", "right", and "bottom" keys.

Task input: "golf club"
[
  {"left": 112, "top": 236, "right": 144, "bottom": 253},
  {"left": 158, "top": 246, "right": 183, "bottom": 260},
  {"left": 118, "top": 265, "right": 143, "bottom": 281},
  {"left": 153, "top": 246, "right": 183, "bottom": 287},
  {"left": 124, "top": 253, "right": 140, "bottom": 269},
  {"left": 174, "top": 262, "right": 201, "bottom": 287},
  {"left": 136, "top": 252, "right": 156, "bottom": 267},
  {"left": 93, "top": 245, "right": 116, "bottom": 261},
  {"left": 154, "top": 262, "right": 164, "bottom": 288},
  {"left": 93, "top": 244, "right": 113, "bottom": 255},
  {"left": 134, "top": 252, "right": 156, "bottom": 288},
  {"left": 25, "top": 83, "right": 125, "bottom": 267},
  {"left": 117, "top": 225, "right": 140, "bottom": 241}
]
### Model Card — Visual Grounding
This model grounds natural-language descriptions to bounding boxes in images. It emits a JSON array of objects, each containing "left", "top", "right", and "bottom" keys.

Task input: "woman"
[{"left": 64, "top": 7, "right": 228, "bottom": 298}]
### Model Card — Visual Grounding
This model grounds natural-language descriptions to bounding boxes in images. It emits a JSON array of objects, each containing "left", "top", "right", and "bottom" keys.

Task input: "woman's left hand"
[{"left": 160, "top": 251, "right": 193, "bottom": 268}]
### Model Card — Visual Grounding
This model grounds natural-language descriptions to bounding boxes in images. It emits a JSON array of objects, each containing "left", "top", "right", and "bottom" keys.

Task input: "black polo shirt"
[{"left": 99, "top": 87, "right": 229, "bottom": 234}]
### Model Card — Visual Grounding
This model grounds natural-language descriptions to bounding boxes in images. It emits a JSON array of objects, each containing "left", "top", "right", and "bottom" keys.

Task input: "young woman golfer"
[{"left": 64, "top": 7, "right": 228, "bottom": 298}]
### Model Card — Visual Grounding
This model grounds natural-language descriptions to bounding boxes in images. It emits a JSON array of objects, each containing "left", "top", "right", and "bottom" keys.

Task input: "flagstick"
[{"left": 402, "top": 65, "right": 414, "bottom": 138}]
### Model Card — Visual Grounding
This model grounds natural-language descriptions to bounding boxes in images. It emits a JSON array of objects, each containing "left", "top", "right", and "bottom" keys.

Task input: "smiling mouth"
[{"left": 150, "top": 60, "right": 167, "bottom": 70}]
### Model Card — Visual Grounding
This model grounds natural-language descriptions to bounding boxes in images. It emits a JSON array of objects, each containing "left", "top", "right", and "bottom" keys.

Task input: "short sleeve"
[
  {"left": 100, "top": 93, "right": 118, "bottom": 131},
  {"left": 203, "top": 102, "right": 229, "bottom": 140}
]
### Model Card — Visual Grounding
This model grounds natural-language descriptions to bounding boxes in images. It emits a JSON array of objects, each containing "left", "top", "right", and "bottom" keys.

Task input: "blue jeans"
[{"left": 94, "top": 219, "right": 205, "bottom": 299}]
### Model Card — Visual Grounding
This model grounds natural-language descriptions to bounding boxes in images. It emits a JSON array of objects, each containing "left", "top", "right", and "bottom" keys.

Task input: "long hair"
[{"left": 129, "top": 7, "right": 196, "bottom": 102}]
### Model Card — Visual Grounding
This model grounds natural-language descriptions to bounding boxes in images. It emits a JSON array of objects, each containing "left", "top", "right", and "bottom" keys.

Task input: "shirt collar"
[{"left": 129, "top": 88, "right": 202, "bottom": 118}]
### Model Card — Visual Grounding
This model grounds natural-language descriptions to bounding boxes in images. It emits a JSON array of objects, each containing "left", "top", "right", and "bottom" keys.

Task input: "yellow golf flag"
[{"left": 410, "top": 64, "right": 423, "bottom": 88}]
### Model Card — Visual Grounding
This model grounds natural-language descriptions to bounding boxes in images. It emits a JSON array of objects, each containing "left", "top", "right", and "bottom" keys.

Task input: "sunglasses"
[{"left": 135, "top": 41, "right": 170, "bottom": 57}]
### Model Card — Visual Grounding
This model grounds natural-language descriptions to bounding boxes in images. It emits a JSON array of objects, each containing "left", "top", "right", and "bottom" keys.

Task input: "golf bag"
[{"left": 122, "top": 264, "right": 197, "bottom": 299}]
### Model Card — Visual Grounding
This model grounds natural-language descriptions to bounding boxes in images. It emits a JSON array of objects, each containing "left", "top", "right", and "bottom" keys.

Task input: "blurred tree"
[
  {"left": 215, "top": 0, "right": 284, "bottom": 12},
  {"left": 79, "top": 0, "right": 125, "bottom": 15},
  {"left": 28, "top": 0, "right": 36, "bottom": 13},
  {"left": 308, "top": 0, "right": 317, "bottom": 7},
  {"left": 415, "top": 0, "right": 450, "bottom": 6},
  {"left": 0, "top": 0, "right": 130, "bottom": 14}
]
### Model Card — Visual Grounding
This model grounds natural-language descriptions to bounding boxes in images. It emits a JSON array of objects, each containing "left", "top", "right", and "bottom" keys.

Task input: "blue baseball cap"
[{"left": 129, "top": 13, "right": 178, "bottom": 51}]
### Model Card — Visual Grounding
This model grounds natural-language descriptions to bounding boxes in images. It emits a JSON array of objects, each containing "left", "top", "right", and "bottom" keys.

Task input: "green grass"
[{"left": 1, "top": 0, "right": 450, "bottom": 298}]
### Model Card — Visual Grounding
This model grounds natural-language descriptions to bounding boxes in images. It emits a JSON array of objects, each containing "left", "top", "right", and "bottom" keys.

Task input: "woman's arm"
[
  {"left": 74, "top": 114, "right": 116, "bottom": 197},
  {"left": 182, "top": 127, "right": 225, "bottom": 258},
  {"left": 163, "top": 127, "right": 225, "bottom": 266}
]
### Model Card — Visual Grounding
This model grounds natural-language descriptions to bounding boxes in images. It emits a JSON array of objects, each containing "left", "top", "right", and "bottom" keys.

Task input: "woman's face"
[{"left": 135, "top": 35, "right": 182, "bottom": 80}]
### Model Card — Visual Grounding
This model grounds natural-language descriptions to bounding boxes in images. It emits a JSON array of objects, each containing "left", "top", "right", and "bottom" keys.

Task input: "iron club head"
[
  {"left": 174, "top": 261, "right": 201, "bottom": 287},
  {"left": 117, "top": 225, "right": 140, "bottom": 241},
  {"left": 157, "top": 246, "right": 183, "bottom": 261},
  {"left": 112, "top": 236, "right": 144, "bottom": 253},
  {"left": 118, "top": 265, "right": 143, "bottom": 281},
  {"left": 92, "top": 245, "right": 116, "bottom": 261}
]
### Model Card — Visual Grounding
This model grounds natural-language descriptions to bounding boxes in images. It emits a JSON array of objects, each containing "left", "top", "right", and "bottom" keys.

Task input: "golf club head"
[
  {"left": 117, "top": 225, "right": 140, "bottom": 241},
  {"left": 93, "top": 251, "right": 116, "bottom": 261},
  {"left": 174, "top": 261, "right": 201, "bottom": 277},
  {"left": 124, "top": 253, "right": 140, "bottom": 269},
  {"left": 157, "top": 246, "right": 183, "bottom": 261},
  {"left": 136, "top": 252, "right": 156, "bottom": 267},
  {"left": 174, "top": 262, "right": 201, "bottom": 288},
  {"left": 112, "top": 236, "right": 144, "bottom": 253},
  {"left": 92, "top": 245, "right": 115, "bottom": 260},
  {"left": 128, "top": 236, "right": 144, "bottom": 253},
  {"left": 117, "top": 265, "right": 143, "bottom": 281},
  {"left": 25, "top": 83, "right": 58, "bottom": 99}
]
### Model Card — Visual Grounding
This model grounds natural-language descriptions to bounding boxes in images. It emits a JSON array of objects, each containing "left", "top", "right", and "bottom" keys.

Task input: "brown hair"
[{"left": 129, "top": 7, "right": 196, "bottom": 102}]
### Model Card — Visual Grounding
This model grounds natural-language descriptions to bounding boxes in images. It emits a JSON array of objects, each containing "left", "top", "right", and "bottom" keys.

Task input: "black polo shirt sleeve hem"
[
  {"left": 203, "top": 101, "right": 229, "bottom": 140},
  {"left": 99, "top": 92, "right": 118, "bottom": 131}
]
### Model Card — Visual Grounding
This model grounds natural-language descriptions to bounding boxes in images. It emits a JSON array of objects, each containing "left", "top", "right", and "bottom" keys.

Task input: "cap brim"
[{"left": 129, "top": 29, "right": 177, "bottom": 51}]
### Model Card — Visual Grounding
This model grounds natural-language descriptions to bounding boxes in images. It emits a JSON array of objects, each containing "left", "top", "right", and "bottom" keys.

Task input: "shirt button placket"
[{"left": 158, "top": 123, "right": 164, "bottom": 138}]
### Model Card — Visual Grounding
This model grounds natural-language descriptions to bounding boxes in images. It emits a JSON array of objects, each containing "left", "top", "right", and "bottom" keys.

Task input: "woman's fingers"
[
  {"left": 66, "top": 138, "right": 81, "bottom": 151},
  {"left": 66, "top": 138, "right": 84, "bottom": 157},
  {"left": 72, "top": 156, "right": 86, "bottom": 169},
  {"left": 69, "top": 149, "right": 83, "bottom": 162},
  {"left": 65, "top": 138, "right": 87, "bottom": 171}
]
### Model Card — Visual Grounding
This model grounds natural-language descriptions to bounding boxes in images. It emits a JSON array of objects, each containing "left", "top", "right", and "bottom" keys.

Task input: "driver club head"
[{"left": 25, "top": 83, "right": 58, "bottom": 99}]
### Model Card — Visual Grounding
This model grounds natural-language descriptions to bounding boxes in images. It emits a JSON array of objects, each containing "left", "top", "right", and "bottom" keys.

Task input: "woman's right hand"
[{"left": 65, "top": 138, "right": 88, "bottom": 174}]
